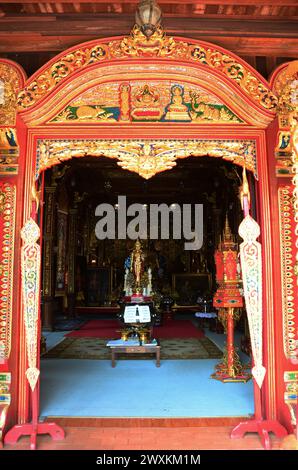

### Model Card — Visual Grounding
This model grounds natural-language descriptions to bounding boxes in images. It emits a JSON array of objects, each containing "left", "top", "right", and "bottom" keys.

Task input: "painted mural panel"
[
  {"left": 50, "top": 81, "right": 243, "bottom": 124},
  {"left": 0, "top": 128, "right": 19, "bottom": 175}
]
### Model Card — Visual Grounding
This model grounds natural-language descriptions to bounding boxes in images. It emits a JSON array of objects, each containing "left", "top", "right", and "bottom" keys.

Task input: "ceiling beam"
[
  {"left": 0, "top": 0, "right": 297, "bottom": 4},
  {"left": 0, "top": 13, "right": 297, "bottom": 59},
  {"left": 0, "top": 14, "right": 297, "bottom": 37},
  {"left": 1, "top": 34, "right": 297, "bottom": 58}
]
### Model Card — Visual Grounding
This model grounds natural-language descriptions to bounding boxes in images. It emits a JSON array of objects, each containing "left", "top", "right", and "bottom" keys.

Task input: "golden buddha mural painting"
[
  {"left": 50, "top": 80, "right": 242, "bottom": 125},
  {"left": 131, "top": 84, "right": 163, "bottom": 120},
  {"left": 164, "top": 85, "right": 191, "bottom": 122}
]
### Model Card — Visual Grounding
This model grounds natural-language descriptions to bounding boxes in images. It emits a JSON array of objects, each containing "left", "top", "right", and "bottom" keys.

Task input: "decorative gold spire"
[
  {"left": 221, "top": 214, "right": 236, "bottom": 250},
  {"left": 224, "top": 215, "right": 233, "bottom": 241}
]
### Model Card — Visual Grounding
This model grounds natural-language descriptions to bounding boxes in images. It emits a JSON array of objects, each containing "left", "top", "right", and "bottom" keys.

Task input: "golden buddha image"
[
  {"left": 130, "top": 239, "right": 145, "bottom": 291},
  {"left": 164, "top": 85, "right": 191, "bottom": 121},
  {"left": 131, "top": 84, "right": 163, "bottom": 120}
]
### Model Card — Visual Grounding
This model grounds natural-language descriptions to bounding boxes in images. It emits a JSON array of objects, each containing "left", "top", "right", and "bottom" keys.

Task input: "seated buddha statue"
[
  {"left": 164, "top": 85, "right": 191, "bottom": 121},
  {"left": 131, "top": 84, "right": 163, "bottom": 120}
]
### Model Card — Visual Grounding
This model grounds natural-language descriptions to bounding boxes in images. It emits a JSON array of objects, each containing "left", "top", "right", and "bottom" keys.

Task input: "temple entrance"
[
  {"left": 39, "top": 154, "right": 254, "bottom": 419},
  {"left": 1, "top": 12, "right": 293, "bottom": 446},
  {"left": 42, "top": 156, "right": 245, "bottom": 324}
]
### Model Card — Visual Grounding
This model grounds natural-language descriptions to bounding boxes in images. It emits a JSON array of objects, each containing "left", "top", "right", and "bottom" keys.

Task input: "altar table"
[{"left": 108, "top": 342, "right": 161, "bottom": 368}]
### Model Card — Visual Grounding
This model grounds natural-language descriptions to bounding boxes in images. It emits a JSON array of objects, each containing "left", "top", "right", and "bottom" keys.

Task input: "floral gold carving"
[
  {"left": 0, "top": 63, "right": 23, "bottom": 125},
  {"left": 274, "top": 61, "right": 298, "bottom": 119},
  {"left": 37, "top": 138, "right": 257, "bottom": 180},
  {"left": 114, "top": 25, "right": 183, "bottom": 58},
  {"left": 17, "top": 45, "right": 109, "bottom": 110},
  {"left": 18, "top": 26, "right": 277, "bottom": 113},
  {"left": 274, "top": 61, "right": 298, "bottom": 176}
]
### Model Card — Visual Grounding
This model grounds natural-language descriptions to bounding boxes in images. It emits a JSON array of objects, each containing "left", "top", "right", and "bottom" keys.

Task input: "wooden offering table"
[{"left": 107, "top": 341, "right": 161, "bottom": 368}]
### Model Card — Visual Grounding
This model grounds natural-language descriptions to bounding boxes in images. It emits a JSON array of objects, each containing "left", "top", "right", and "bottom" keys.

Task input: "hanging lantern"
[{"left": 135, "top": 0, "right": 162, "bottom": 38}]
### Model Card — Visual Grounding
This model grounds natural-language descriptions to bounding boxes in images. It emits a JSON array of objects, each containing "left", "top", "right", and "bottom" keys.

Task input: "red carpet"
[
  {"left": 65, "top": 320, "right": 120, "bottom": 338},
  {"left": 66, "top": 319, "right": 204, "bottom": 339},
  {"left": 153, "top": 319, "right": 204, "bottom": 339}
]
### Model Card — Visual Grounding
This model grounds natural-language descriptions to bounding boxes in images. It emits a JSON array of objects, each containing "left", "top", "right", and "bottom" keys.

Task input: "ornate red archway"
[{"left": 0, "top": 25, "right": 297, "bottom": 449}]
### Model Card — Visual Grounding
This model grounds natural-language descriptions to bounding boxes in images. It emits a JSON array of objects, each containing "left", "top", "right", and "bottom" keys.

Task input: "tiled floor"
[
  {"left": 3, "top": 425, "right": 281, "bottom": 450},
  {"left": 24, "top": 324, "right": 263, "bottom": 450},
  {"left": 40, "top": 358, "right": 254, "bottom": 417},
  {"left": 40, "top": 325, "right": 253, "bottom": 418},
  {"left": 4, "top": 327, "right": 285, "bottom": 452}
]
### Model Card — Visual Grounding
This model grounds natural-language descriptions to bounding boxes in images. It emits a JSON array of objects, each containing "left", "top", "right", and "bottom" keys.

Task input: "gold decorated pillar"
[
  {"left": 42, "top": 186, "right": 56, "bottom": 331},
  {"left": 0, "top": 59, "right": 25, "bottom": 440},
  {"left": 55, "top": 182, "right": 69, "bottom": 313},
  {"left": 67, "top": 207, "right": 78, "bottom": 318},
  {"left": 273, "top": 61, "right": 298, "bottom": 446}
]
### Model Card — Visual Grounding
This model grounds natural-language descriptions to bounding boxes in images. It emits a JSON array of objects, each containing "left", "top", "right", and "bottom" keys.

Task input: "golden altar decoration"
[
  {"left": 37, "top": 138, "right": 258, "bottom": 180},
  {"left": 119, "top": 240, "right": 155, "bottom": 345}
]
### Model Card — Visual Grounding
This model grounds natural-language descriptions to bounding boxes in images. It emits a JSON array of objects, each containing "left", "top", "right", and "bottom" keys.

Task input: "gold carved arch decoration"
[
  {"left": 0, "top": 60, "right": 25, "bottom": 126},
  {"left": 0, "top": 60, "right": 25, "bottom": 362},
  {"left": 0, "top": 60, "right": 25, "bottom": 175},
  {"left": 18, "top": 26, "right": 277, "bottom": 120},
  {"left": 21, "top": 65, "right": 266, "bottom": 127},
  {"left": 37, "top": 138, "right": 257, "bottom": 180},
  {"left": 272, "top": 60, "right": 298, "bottom": 177}
]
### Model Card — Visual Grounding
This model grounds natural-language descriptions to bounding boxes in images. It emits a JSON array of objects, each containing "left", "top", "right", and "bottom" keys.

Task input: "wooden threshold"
[{"left": 43, "top": 416, "right": 251, "bottom": 428}]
